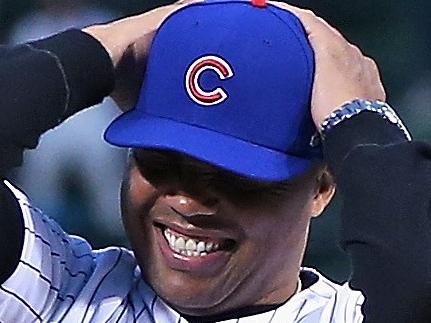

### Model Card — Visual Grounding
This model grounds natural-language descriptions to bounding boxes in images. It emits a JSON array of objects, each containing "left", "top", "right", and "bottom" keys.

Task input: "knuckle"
[
  {"left": 365, "top": 57, "right": 379, "bottom": 69},
  {"left": 349, "top": 44, "right": 362, "bottom": 55},
  {"left": 316, "top": 16, "right": 328, "bottom": 27},
  {"left": 303, "top": 9, "right": 316, "bottom": 17}
]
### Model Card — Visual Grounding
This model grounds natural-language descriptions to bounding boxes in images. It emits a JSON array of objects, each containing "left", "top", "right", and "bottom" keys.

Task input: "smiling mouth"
[{"left": 157, "top": 224, "right": 236, "bottom": 258}]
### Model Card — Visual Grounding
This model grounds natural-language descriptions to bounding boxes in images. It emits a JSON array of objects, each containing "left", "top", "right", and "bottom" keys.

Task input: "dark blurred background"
[{"left": 4, "top": 0, "right": 431, "bottom": 282}]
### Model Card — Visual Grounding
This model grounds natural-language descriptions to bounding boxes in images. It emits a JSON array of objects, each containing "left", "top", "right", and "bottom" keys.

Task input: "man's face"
[{"left": 121, "top": 149, "right": 333, "bottom": 316}]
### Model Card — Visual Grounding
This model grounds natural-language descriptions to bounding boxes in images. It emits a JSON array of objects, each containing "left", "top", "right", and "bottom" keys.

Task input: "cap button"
[{"left": 251, "top": 0, "right": 267, "bottom": 8}]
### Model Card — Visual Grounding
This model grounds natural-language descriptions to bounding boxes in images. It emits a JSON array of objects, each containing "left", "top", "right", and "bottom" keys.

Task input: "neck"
[
  {"left": 182, "top": 274, "right": 304, "bottom": 323},
  {"left": 255, "top": 272, "right": 301, "bottom": 306}
]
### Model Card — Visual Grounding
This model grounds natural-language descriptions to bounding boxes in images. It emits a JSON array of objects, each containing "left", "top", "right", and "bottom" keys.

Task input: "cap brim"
[{"left": 104, "top": 110, "right": 316, "bottom": 182}]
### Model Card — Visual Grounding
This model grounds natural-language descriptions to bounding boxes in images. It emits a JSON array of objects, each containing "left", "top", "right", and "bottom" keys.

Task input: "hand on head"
[
  {"left": 270, "top": 2, "right": 386, "bottom": 128},
  {"left": 85, "top": 0, "right": 386, "bottom": 127},
  {"left": 83, "top": 0, "right": 202, "bottom": 111}
]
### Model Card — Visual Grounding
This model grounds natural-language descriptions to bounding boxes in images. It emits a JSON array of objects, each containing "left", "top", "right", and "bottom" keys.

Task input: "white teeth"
[
  {"left": 169, "top": 235, "right": 176, "bottom": 248},
  {"left": 197, "top": 241, "right": 206, "bottom": 253},
  {"left": 185, "top": 239, "right": 197, "bottom": 251},
  {"left": 205, "top": 242, "right": 213, "bottom": 252},
  {"left": 163, "top": 228, "right": 221, "bottom": 257},
  {"left": 175, "top": 237, "right": 185, "bottom": 250}
]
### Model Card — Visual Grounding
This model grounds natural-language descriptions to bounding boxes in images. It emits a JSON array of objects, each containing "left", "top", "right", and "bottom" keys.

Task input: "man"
[{"left": 0, "top": 0, "right": 429, "bottom": 322}]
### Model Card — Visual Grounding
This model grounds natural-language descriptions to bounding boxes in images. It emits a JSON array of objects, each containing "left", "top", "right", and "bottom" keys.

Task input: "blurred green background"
[{"left": 4, "top": 0, "right": 431, "bottom": 283}]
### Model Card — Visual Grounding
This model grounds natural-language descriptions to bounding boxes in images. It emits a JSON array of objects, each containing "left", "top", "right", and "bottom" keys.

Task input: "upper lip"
[{"left": 170, "top": 206, "right": 216, "bottom": 218}]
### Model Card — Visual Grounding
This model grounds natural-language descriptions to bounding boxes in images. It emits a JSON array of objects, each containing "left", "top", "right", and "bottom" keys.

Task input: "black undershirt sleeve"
[
  {"left": 324, "top": 112, "right": 431, "bottom": 322},
  {"left": 0, "top": 29, "right": 115, "bottom": 284}
]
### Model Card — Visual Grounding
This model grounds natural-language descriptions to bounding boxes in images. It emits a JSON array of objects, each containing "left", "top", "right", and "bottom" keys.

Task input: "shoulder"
[
  {"left": 303, "top": 267, "right": 363, "bottom": 299},
  {"left": 280, "top": 268, "right": 364, "bottom": 323},
  {"left": 91, "top": 247, "right": 137, "bottom": 287},
  {"left": 4, "top": 180, "right": 29, "bottom": 204},
  {"left": 0, "top": 181, "right": 143, "bottom": 322},
  {"left": 4, "top": 179, "right": 137, "bottom": 266}
]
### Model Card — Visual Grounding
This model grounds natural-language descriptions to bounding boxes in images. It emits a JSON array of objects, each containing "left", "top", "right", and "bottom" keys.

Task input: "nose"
[{"left": 163, "top": 193, "right": 219, "bottom": 217}]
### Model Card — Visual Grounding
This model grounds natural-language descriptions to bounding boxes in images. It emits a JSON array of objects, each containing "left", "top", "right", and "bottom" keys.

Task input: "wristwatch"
[{"left": 310, "top": 99, "right": 411, "bottom": 147}]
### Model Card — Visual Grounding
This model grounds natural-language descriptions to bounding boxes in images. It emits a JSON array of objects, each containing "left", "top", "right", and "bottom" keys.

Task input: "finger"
[
  {"left": 364, "top": 57, "right": 386, "bottom": 100},
  {"left": 175, "top": 0, "right": 202, "bottom": 5},
  {"left": 269, "top": 1, "right": 324, "bottom": 34},
  {"left": 269, "top": 2, "right": 347, "bottom": 46},
  {"left": 118, "top": 0, "right": 202, "bottom": 26}
]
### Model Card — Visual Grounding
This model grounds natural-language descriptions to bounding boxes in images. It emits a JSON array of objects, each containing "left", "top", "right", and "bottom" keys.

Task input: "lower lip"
[{"left": 156, "top": 227, "right": 232, "bottom": 277}]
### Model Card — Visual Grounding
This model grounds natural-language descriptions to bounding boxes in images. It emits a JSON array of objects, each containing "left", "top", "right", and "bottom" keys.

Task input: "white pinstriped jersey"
[{"left": 0, "top": 181, "right": 364, "bottom": 322}]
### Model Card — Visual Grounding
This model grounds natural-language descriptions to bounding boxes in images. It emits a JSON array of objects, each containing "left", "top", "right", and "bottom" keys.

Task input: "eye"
[
  {"left": 131, "top": 149, "right": 296, "bottom": 206},
  {"left": 210, "top": 176, "right": 295, "bottom": 207},
  {"left": 132, "top": 149, "right": 179, "bottom": 186}
]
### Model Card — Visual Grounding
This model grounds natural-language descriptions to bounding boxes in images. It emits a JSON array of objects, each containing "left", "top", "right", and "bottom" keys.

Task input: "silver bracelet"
[{"left": 310, "top": 99, "right": 411, "bottom": 147}]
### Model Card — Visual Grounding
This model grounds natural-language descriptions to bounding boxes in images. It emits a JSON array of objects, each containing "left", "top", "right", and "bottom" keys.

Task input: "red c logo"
[{"left": 185, "top": 55, "right": 234, "bottom": 106}]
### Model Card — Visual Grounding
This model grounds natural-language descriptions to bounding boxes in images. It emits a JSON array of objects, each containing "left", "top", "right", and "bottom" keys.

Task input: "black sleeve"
[
  {"left": 0, "top": 29, "right": 114, "bottom": 172},
  {"left": 324, "top": 112, "right": 431, "bottom": 322},
  {"left": 0, "top": 29, "right": 115, "bottom": 283}
]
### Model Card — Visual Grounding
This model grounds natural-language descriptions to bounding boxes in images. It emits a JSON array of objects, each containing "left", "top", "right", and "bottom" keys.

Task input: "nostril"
[{"left": 163, "top": 187, "right": 180, "bottom": 197}]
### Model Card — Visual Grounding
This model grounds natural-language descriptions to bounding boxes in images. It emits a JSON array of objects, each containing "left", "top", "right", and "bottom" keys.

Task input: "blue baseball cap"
[{"left": 105, "top": 0, "right": 321, "bottom": 181}]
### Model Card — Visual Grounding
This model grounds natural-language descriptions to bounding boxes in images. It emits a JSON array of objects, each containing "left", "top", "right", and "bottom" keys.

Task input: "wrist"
[
  {"left": 82, "top": 24, "right": 127, "bottom": 68},
  {"left": 321, "top": 108, "right": 411, "bottom": 180}
]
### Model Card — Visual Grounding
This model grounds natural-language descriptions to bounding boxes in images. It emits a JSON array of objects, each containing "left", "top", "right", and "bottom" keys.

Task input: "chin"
[
  {"left": 142, "top": 258, "right": 234, "bottom": 315},
  {"left": 133, "top": 219, "right": 246, "bottom": 315}
]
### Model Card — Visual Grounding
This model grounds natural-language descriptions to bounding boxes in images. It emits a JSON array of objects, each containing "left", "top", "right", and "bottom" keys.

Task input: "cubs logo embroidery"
[{"left": 185, "top": 55, "right": 234, "bottom": 106}]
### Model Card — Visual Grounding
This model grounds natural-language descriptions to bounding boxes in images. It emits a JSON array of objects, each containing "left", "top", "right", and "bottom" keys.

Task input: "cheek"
[
  {"left": 236, "top": 198, "right": 313, "bottom": 266},
  {"left": 121, "top": 167, "right": 159, "bottom": 244},
  {"left": 222, "top": 204, "right": 310, "bottom": 304},
  {"left": 122, "top": 166, "right": 159, "bottom": 212},
  {"left": 131, "top": 168, "right": 155, "bottom": 200}
]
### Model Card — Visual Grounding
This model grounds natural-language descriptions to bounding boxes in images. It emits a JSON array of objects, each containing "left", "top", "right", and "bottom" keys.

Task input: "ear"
[{"left": 310, "top": 169, "right": 336, "bottom": 218}]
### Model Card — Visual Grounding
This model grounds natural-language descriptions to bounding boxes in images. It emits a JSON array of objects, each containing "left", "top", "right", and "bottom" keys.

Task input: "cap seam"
[
  {"left": 266, "top": 5, "right": 314, "bottom": 151},
  {"left": 266, "top": 5, "right": 312, "bottom": 104}
]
